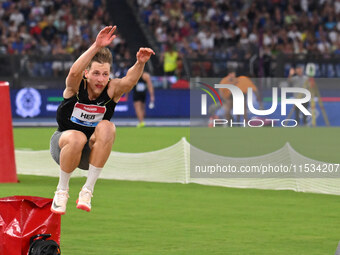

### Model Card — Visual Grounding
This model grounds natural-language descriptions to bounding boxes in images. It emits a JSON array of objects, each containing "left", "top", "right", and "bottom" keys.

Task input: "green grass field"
[
  {"left": 14, "top": 127, "right": 340, "bottom": 162},
  {"left": 2, "top": 127, "right": 340, "bottom": 254},
  {"left": 13, "top": 127, "right": 190, "bottom": 152},
  {"left": 190, "top": 127, "right": 340, "bottom": 162}
]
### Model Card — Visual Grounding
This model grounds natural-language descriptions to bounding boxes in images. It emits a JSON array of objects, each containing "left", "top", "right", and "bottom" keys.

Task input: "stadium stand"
[
  {"left": 136, "top": 0, "right": 340, "bottom": 77},
  {"left": 0, "top": 0, "right": 131, "bottom": 80},
  {"left": 0, "top": 0, "right": 340, "bottom": 86}
]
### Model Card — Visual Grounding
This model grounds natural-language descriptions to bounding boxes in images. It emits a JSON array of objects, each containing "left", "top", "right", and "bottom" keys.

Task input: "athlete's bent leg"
[
  {"left": 77, "top": 120, "right": 115, "bottom": 212},
  {"left": 89, "top": 120, "right": 115, "bottom": 167},
  {"left": 59, "top": 130, "right": 88, "bottom": 173},
  {"left": 51, "top": 130, "right": 87, "bottom": 215}
]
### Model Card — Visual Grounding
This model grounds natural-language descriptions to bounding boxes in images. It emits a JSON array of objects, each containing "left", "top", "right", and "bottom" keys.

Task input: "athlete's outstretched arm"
[
  {"left": 113, "top": 48, "right": 155, "bottom": 96},
  {"left": 63, "top": 25, "right": 117, "bottom": 98}
]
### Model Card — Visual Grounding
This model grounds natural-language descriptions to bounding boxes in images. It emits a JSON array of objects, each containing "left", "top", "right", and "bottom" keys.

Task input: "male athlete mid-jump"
[{"left": 50, "top": 25, "right": 155, "bottom": 214}]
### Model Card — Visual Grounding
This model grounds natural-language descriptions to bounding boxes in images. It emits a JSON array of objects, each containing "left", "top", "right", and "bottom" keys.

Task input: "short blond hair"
[{"left": 87, "top": 47, "right": 113, "bottom": 70}]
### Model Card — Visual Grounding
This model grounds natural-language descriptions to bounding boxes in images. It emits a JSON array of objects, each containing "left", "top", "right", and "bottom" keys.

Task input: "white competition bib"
[
  {"left": 70, "top": 102, "right": 106, "bottom": 127},
  {"left": 136, "top": 82, "right": 146, "bottom": 92}
]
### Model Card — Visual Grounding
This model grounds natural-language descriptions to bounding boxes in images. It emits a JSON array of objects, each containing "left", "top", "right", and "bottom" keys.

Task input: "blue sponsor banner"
[
  {"left": 251, "top": 102, "right": 340, "bottom": 126},
  {"left": 10, "top": 88, "right": 190, "bottom": 119},
  {"left": 191, "top": 89, "right": 340, "bottom": 126},
  {"left": 10, "top": 87, "right": 339, "bottom": 125},
  {"left": 259, "top": 90, "right": 340, "bottom": 126}
]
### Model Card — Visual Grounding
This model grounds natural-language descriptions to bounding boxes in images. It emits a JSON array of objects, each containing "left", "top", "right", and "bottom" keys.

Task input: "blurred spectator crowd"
[
  {"left": 0, "top": 0, "right": 130, "bottom": 77},
  {"left": 1, "top": 0, "right": 340, "bottom": 78},
  {"left": 137, "top": 0, "right": 340, "bottom": 76}
]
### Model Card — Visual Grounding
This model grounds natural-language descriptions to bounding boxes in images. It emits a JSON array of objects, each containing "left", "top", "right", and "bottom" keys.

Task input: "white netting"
[
  {"left": 15, "top": 138, "right": 189, "bottom": 182},
  {"left": 15, "top": 138, "right": 340, "bottom": 195}
]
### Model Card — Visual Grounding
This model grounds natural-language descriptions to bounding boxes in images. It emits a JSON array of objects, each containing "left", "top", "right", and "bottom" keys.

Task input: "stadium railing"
[
  {"left": 183, "top": 53, "right": 340, "bottom": 78},
  {"left": 2, "top": 53, "right": 340, "bottom": 88}
]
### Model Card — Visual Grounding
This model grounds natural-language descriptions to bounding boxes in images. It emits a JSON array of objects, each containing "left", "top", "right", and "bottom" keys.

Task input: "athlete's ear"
[{"left": 84, "top": 69, "right": 89, "bottom": 78}]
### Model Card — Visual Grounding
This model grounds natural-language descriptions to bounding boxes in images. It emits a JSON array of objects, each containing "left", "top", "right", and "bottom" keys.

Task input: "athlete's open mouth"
[{"left": 95, "top": 84, "right": 104, "bottom": 89}]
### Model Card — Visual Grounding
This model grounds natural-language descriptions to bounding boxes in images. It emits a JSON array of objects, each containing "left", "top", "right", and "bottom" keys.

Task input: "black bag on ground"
[{"left": 28, "top": 234, "right": 61, "bottom": 255}]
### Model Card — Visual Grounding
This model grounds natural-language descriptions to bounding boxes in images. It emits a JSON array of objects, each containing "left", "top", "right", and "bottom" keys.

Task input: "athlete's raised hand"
[
  {"left": 95, "top": 26, "right": 117, "bottom": 48},
  {"left": 136, "top": 48, "right": 155, "bottom": 64}
]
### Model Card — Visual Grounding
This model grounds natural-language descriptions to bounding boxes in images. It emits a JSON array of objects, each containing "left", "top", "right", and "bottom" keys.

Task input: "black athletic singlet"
[
  {"left": 56, "top": 78, "right": 117, "bottom": 138},
  {"left": 132, "top": 76, "right": 147, "bottom": 102}
]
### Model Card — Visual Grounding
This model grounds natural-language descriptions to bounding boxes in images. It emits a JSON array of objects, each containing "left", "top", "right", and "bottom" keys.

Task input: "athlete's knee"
[
  {"left": 60, "top": 131, "right": 87, "bottom": 150},
  {"left": 96, "top": 120, "right": 116, "bottom": 133},
  {"left": 95, "top": 120, "right": 116, "bottom": 142}
]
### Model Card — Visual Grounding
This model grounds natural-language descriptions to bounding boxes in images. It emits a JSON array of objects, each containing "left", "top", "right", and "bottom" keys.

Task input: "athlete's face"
[{"left": 85, "top": 61, "right": 111, "bottom": 97}]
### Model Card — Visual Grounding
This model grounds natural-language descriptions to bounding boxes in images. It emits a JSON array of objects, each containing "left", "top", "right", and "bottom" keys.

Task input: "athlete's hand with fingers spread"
[
  {"left": 95, "top": 25, "right": 117, "bottom": 48},
  {"left": 136, "top": 48, "right": 155, "bottom": 64}
]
